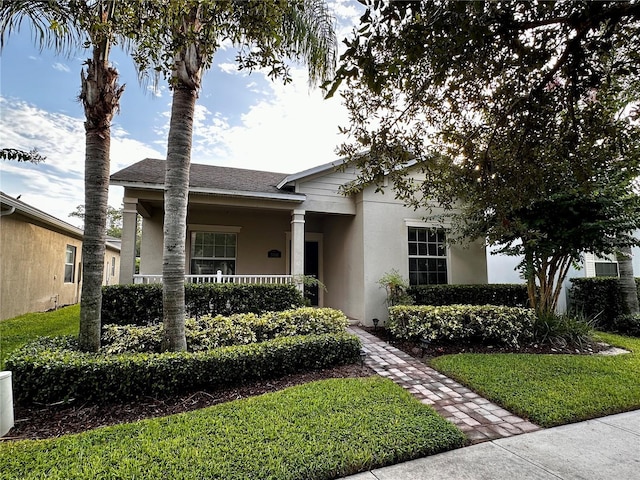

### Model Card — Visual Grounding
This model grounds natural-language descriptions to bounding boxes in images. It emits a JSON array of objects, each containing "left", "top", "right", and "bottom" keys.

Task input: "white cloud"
[
  {"left": 183, "top": 0, "right": 362, "bottom": 172},
  {"left": 143, "top": 67, "right": 347, "bottom": 174},
  {"left": 146, "top": 84, "right": 166, "bottom": 98},
  {"left": 52, "top": 62, "right": 71, "bottom": 73},
  {"left": 0, "top": 98, "right": 86, "bottom": 176},
  {"left": 141, "top": 0, "right": 363, "bottom": 174},
  {"left": 218, "top": 62, "right": 242, "bottom": 75},
  {"left": 0, "top": 97, "right": 163, "bottom": 223},
  {"left": 187, "top": 67, "right": 348, "bottom": 173},
  {"left": 329, "top": 0, "right": 364, "bottom": 40}
]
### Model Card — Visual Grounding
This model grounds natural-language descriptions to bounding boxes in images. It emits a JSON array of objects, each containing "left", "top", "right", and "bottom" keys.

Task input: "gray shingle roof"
[{"left": 110, "top": 158, "right": 290, "bottom": 195}]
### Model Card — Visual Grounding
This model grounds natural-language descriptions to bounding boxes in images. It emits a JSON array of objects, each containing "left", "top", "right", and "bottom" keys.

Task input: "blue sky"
[{"left": 0, "top": 0, "right": 361, "bottom": 226}]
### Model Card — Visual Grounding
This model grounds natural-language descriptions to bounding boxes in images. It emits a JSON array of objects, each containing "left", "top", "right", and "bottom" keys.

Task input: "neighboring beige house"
[
  {"left": 0, "top": 192, "right": 121, "bottom": 320},
  {"left": 111, "top": 158, "right": 488, "bottom": 325}
]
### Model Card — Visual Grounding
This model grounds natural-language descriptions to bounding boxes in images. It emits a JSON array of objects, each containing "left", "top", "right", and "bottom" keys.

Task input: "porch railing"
[{"left": 133, "top": 272, "right": 295, "bottom": 285}]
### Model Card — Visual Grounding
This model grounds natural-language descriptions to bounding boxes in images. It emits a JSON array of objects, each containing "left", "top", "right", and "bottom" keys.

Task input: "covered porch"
[{"left": 118, "top": 188, "right": 355, "bottom": 308}]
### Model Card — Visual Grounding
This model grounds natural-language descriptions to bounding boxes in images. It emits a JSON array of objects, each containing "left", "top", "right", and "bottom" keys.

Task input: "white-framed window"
[
  {"left": 190, "top": 232, "right": 237, "bottom": 275},
  {"left": 585, "top": 253, "right": 619, "bottom": 278},
  {"left": 111, "top": 256, "right": 116, "bottom": 276},
  {"left": 408, "top": 227, "right": 448, "bottom": 285},
  {"left": 595, "top": 262, "right": 619, "bottom": 277},
  {"left": 64, "top": 245, "right": 76, "bottom": 283}
]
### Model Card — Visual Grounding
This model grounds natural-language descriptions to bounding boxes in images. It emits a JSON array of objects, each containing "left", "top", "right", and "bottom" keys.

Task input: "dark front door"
[{"left": 305, "top": 241, "right": 319, "bottom": 306}]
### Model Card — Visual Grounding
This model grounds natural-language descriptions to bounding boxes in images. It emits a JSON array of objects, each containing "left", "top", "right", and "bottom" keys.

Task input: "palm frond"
[
  {"left": 0, "top": 0, "right": 84, "bottom": 54},
  {"left": 282, "top": 0, "right": 337, "bottom": 86}
]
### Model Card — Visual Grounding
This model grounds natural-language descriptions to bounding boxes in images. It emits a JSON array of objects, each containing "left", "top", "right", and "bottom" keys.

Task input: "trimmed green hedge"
[
  {"left": 102, "top": 307, "right": 349, "bottom": 354},
  {"left": 101, "top": 283, "right": 305, "bottom": 326},
  {"left": 408, "top": 284, "right": 529, "bottom": 307},
  {"left": 569, "top": 277, "right": 640, "bottom": 330},
  {"left": 6, "top": 333, "right": 361, "bottom": 405},
  {"left": 388, "top": 304, "right": 535, "bottom": 347},
  {"left": 610, "top": 314, "right": 640, "bottom": 336}
]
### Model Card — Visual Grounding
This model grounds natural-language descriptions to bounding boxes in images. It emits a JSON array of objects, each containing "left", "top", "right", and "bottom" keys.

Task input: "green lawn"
[
  {"left": 6, "top": 306, "right": 639, "bottom": 477},
  {"left": 0, "top": 377, "right": 465, "bottom": 480},
  {"left": 0, "top": 305, "right": 80, "bottom": 368},
  {"left": 431, "top": 332, "right": 640, "bottom": 427}
]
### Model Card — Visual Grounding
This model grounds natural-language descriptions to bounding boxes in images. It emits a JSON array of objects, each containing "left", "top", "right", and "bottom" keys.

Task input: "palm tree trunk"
[
  {"left": 78, "top": 40, "right": 124, "bottom": 352},
  {"left": 162, "top": 83, "right": 196, "bottom": 352},
  {"left": 616, "top": 245, "right": 639, "bottom": 315}
]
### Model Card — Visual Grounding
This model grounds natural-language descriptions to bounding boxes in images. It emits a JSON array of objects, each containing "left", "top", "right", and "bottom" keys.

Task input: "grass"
[
  {"left": 431, "top": 332, "right": 640, "bottom": 427},
  {"left": 0, "top": 305, "right": 80, "bottom": 368},
  {"left": 0, "top": 377, "right": 465, "bottom": 480}
]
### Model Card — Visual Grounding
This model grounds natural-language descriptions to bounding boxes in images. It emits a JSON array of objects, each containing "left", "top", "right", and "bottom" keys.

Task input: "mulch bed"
[{"left": 2, "top": 364, "right": 374, "bottom": 442}]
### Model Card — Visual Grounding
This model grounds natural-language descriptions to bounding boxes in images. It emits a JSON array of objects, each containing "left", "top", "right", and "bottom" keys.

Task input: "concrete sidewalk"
[{"left": 343, "top": 410, "right": 640, "bottom": 480}]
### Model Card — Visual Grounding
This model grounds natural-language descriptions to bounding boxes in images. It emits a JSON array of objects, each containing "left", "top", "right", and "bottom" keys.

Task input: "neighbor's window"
[
  {"left": 111, "top": 256, "right": 116, "bottom": 276},
  {"left": 595, "top": 262, "right": 618, "bottom": 277},
  {"left": 190, "top": 232, "right": 236, "bottom": 275},
  {"left": 64, "top": 245, "right": 76, "bottom": 283},
  {"left": 408, "top": 227, "right": 447, "bottom": 285}
]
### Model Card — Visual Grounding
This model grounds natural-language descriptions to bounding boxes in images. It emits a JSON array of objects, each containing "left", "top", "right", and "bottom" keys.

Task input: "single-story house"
[
  {"left": 0, "top": 192, "right": 121, "bottom": 320},
  {"left": 111, "top": 158, "right": 488, "bottom": 324}
]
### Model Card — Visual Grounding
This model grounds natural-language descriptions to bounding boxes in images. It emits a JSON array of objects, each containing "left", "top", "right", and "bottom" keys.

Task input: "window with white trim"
[
  {"left": 586, "top": 253, "right": 619, "bottom": 278},
  {"left": 190, "top": 232, "right": 236, "bottom": 275},
  {"left": 64, "top": 245, "right": 76, "bottom": 283},
  {"left": 408, "top": 227, "right": 447, "bottom": 285},
  {"left": 595, "top": 262, "right": 618, "bottom": 277}
]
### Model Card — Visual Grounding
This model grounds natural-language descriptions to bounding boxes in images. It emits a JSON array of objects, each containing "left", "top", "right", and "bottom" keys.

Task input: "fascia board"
[{"left": 111, "top": 181, "right": 306, "bottom": 203}]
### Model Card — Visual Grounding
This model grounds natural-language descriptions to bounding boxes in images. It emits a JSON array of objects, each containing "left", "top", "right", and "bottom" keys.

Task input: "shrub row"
[
  {"left": 388, "top": 304, "right": 535, "bottom": 347},
  {"left": 569, "top": 277, "right": 640, "bottom": 331},
  {"left": 610, "top": 314, "right": 640, "bottom": 337},
  {"left": 407, "top": 284, "right": 529, "bottom": 307},
  {"left": 6, "top": 333, "right": 361, "bottom": 405},
  {"left": 102, "top": 307, "right": 349, "bottom": 354},
  {"left": 101, "top": 283, "right": 305, "bottom": 326}
]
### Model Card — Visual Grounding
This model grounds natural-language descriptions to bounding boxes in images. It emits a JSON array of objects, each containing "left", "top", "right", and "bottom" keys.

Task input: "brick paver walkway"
[{"left": 349, "top": 326, "right": 540, "bottom": 444}]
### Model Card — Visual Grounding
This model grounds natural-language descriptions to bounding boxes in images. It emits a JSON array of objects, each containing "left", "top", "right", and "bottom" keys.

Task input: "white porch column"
[
  {"left": 291, "top": 209, "right": 305, "bottom": 291},
  {"left": 119, "top": 199, "right": 138, "bottom": 284}
]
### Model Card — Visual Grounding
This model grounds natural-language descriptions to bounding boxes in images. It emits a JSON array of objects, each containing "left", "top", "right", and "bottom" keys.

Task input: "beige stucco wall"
[
  {"left": 0, "top": 214, "right": 83, "bottom": 320},
  {"left": 351, "top": 184, "right": 488, "bottom": 325},
  {"left": 140, "top": 207, "right": 298, "bottom": 276},
  {"left": 322, "top": 211, "right": 364, "bottom": 321},
  {"left": 189, "top": 208, "right": 293, "bottom": 275},
  {"left": 103, "top": 246, "right": 121, "bottom": 286},
  {"left": 139, "top": 211, "right": 164, "bottom": 275}
]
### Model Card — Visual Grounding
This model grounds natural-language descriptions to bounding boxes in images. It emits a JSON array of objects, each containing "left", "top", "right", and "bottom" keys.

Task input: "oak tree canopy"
[{"left": 331, "top": 0, "right": 640, "bottom": 314}]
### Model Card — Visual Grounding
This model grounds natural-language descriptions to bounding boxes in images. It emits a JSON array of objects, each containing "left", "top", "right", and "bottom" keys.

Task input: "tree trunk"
[
  {"left": 523, "top": 248, "right": 574, "bottom": 319},
  {"left": 616, "top": 245, "right": 639, "bottom": 315},
  {"left": 523, "top": 248, "right": 538, "bottom": 312},
  {"left": 78, "top": 40, "right": 124, "bottom": 352},
  {"left": 162, "top": 84, "right": 197, "bottom": 352}
]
